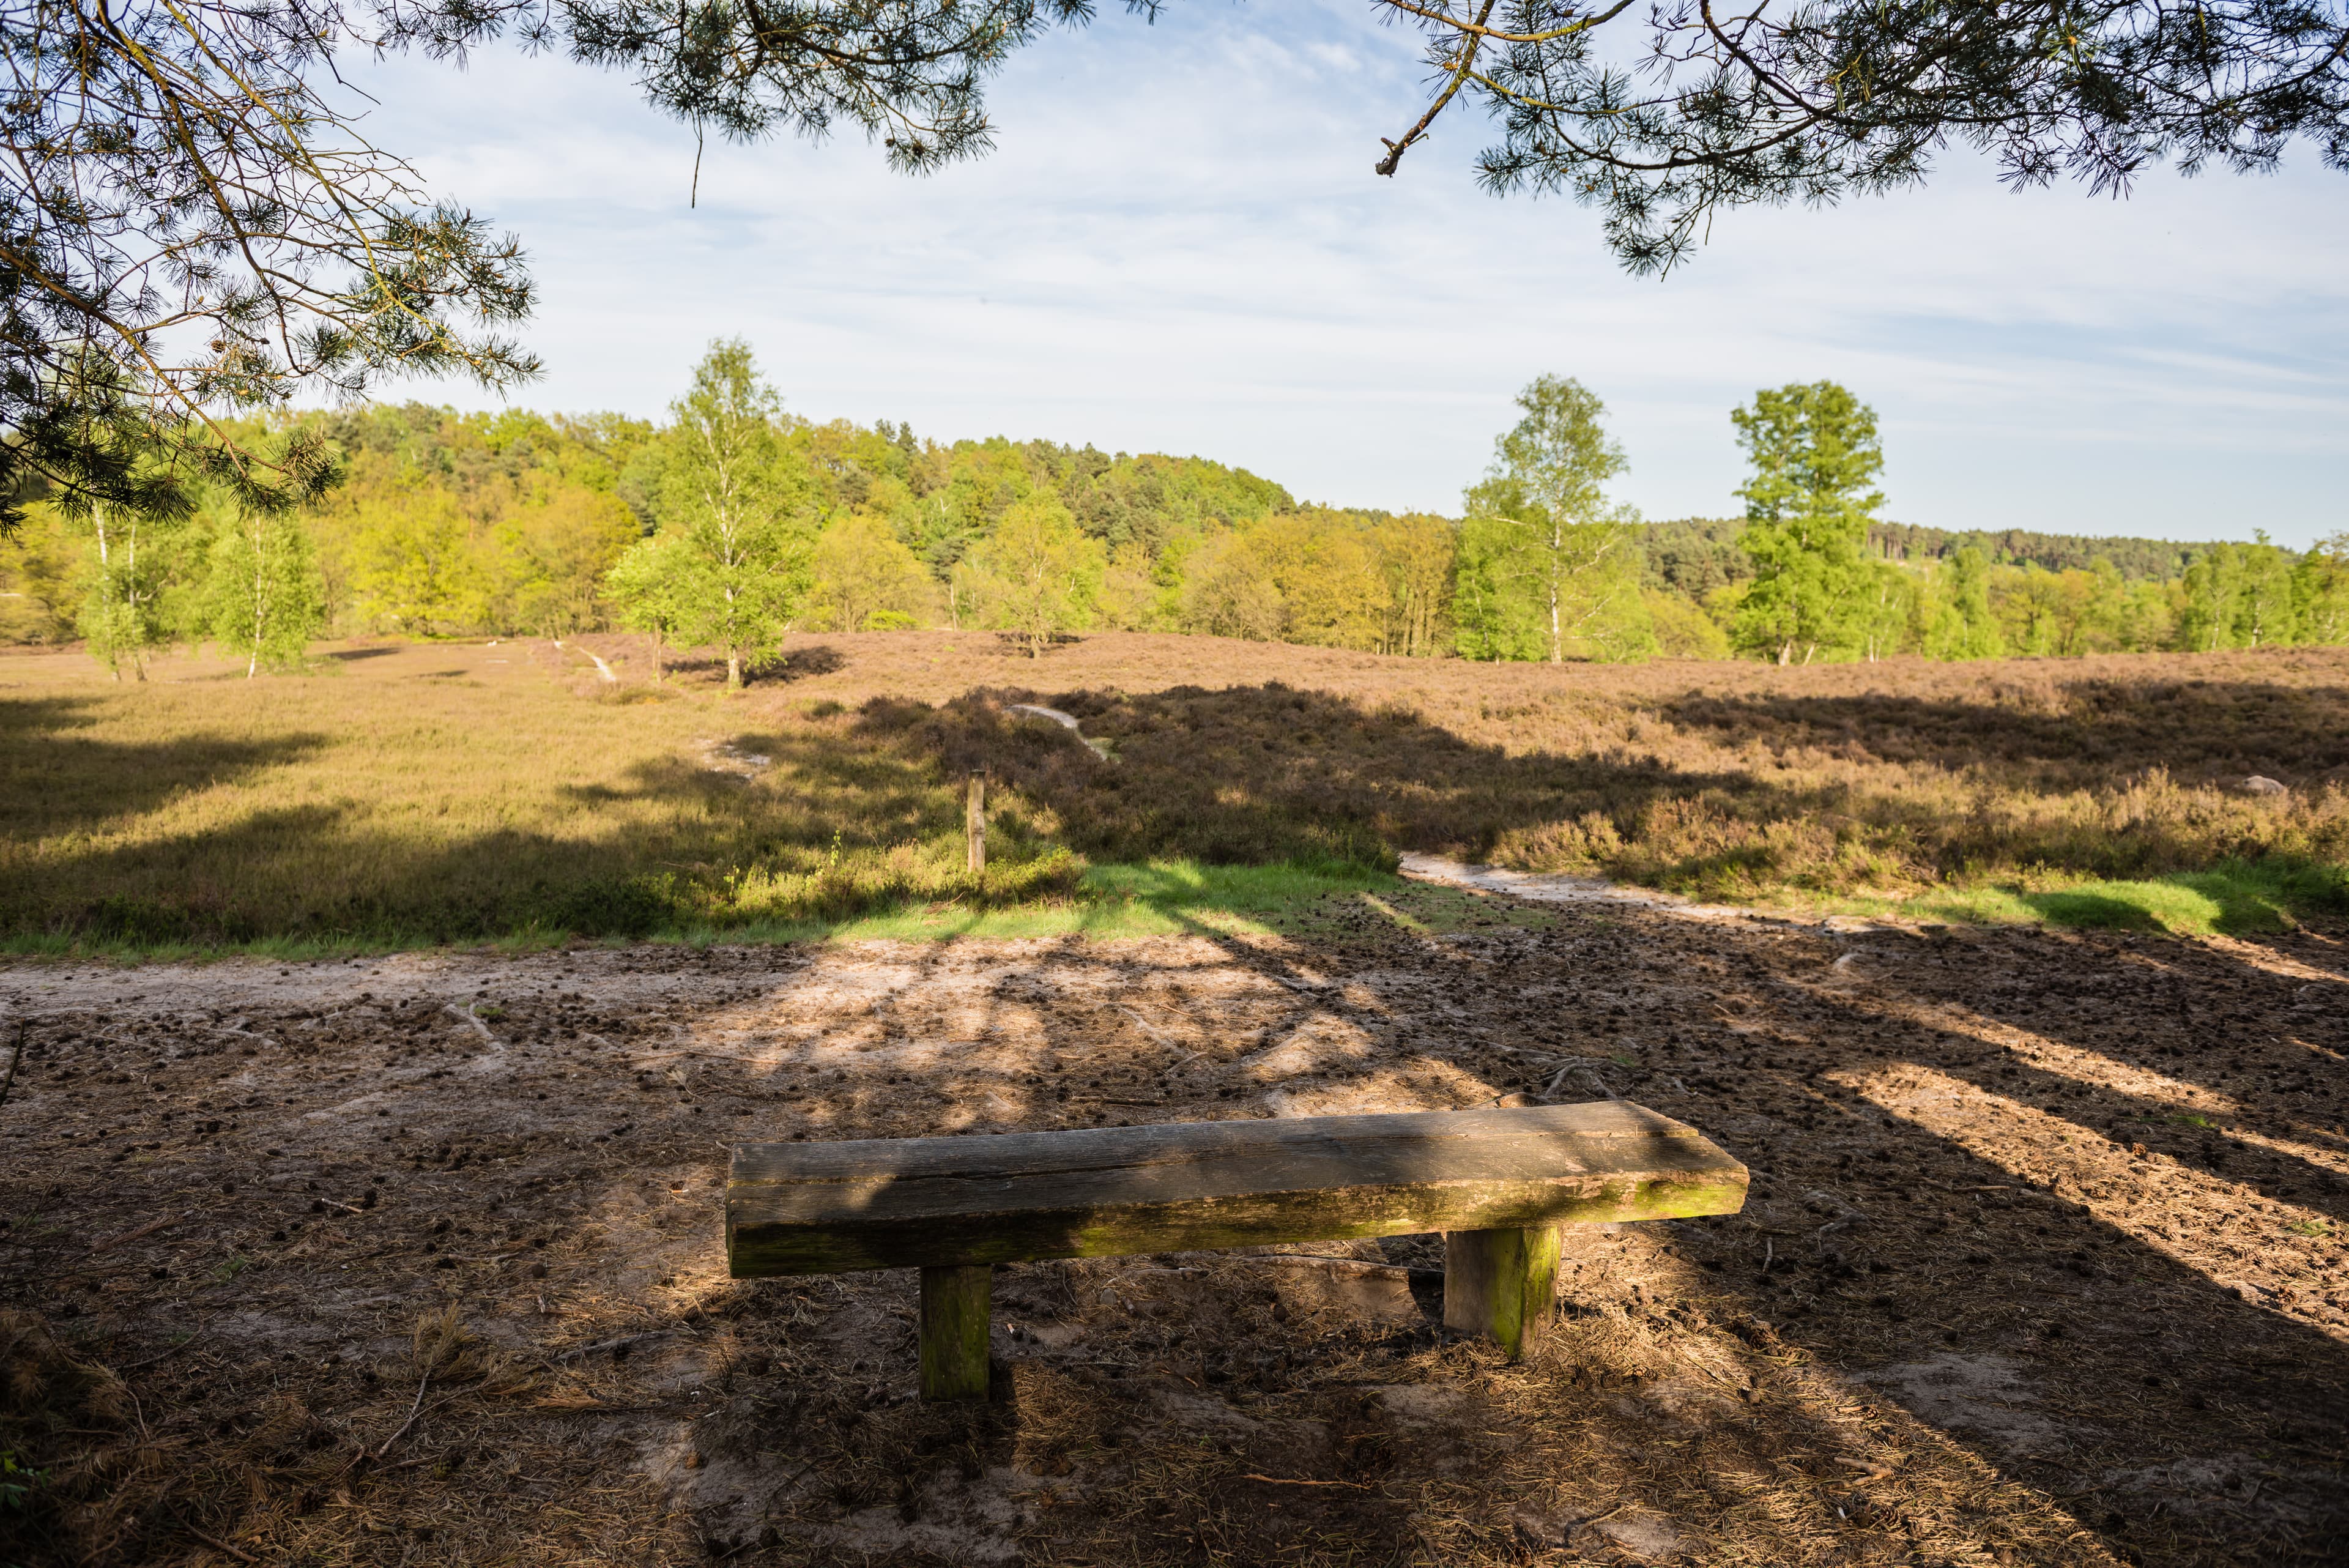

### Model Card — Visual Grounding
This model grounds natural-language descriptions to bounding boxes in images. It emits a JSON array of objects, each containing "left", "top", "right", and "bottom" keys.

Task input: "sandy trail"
[{"left": 3, "top": 907, "right": 2345, "bottom": 1566}]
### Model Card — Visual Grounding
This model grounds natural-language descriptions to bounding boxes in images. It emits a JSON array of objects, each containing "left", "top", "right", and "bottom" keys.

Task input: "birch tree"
[
  {"left": 76, "top": 502, "right": 176, "bottom": 680},
  {"left": 961, "top": 494, "right": 1104, "bottom": 657},
  {"left": 1731, "top": 382, "right": 1885, "bottom": 665},
  {"left": 206, "top": 508, "right": 325, "bottom": 676},
  {"left": 1455, "top": 376, "right": 1650, "bottom": 663},
  {"left": 654, "top": 341, "right": 817, "bottom": 688}
]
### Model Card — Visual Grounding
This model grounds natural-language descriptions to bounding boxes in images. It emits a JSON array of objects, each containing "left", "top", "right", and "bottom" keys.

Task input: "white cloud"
[{"left": 328, "top": 1, "right": 2349, "bottom": 547}]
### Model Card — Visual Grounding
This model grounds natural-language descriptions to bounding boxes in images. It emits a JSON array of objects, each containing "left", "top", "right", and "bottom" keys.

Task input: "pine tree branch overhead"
[
  {"left": 4, "top": 0, "right": 2343, "bottom": 535},
  {"left": 1381, "top": 0, "right": 2349, "bottom": 272}
]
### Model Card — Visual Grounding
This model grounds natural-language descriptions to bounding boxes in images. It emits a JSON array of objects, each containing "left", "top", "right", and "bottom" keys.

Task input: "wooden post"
[
  {"left": 1442, "top": 1225, "right": 1559, "bottom": 1359},
  {"left": 965, "top": 770, "right": 986, "bottom": 874},
  {"left": 919, "top": 1264, "right": 992, "bottom": 1400}
]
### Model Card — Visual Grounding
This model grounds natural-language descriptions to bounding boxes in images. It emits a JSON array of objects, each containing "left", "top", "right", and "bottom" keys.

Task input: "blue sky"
[{"left": 343, "top": 2, "right": 2348, "bottom": 548}]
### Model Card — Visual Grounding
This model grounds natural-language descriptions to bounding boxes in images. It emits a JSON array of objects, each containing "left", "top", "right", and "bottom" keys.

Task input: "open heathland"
[
  {"left": 1, "top": 901, "right": 2344, "bottom": 1566},
  {"left": 2, "top": 632, "right": 2346, "bottom": 1566},
  {"left": 1, "top": 631, "right": 2346, "bottom": 949}
]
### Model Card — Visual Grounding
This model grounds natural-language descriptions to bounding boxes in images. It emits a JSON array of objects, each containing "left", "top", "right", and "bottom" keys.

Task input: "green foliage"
[
  {"left": 1642, "top": 518, "right": 1753, "bottom": 598},
  {"left": 303, "top": 403, "right": 651, "bottom": 638},
  {"left": 1918, "top": 546, "right": 2005, "bottom": 660},
  {"left": 11, "top": 366, "right": 2349, "bottom": 675},
  {"left": 1870, "top": 521, "right": 2208, "bottom": 581},
  {"left": 1455, "top": 376, "right": 1650, "bottom": 664},
  {"left": 2, "top": 1448, "right": 46, "bottom": 1510},
  {"left": 206, "top": 505, "right": 326, "bottom": 675},
  {"left": 807, "top": 513, "right": 937, "bottom": 631},
  {"left": 960, "top": 492, "right": 1105, "bottom": 655},
  {"left": 73, "top": 502, "right": 194, "bottom": 682},
  {"left": 1642, "top": 587, "right": 1731, "bottom": 660},
  {"left": 2297, "top": 534, "right": 2349, "bottom": 644},
  {"left": 0, "top": 506, "right": 81, "bottom": 643},
  {"left": 1730, "top": 381, "right": 1884, "bottom": 664},
  {"left": 2178, "top": 535, "right": 2301, "bottom": 651},
  {"left": 654, "top": 340, "right": 819, "bottom": 688}
]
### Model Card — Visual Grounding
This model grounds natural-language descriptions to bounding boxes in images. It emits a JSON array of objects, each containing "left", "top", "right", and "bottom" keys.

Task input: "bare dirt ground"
[{"left": 4, "top": 894, "right": 2347, "bottom": 1566}]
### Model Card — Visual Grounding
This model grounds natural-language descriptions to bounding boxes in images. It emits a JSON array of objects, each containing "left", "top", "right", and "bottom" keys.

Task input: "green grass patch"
[
  {"left": 0, "top": 861, "right": 1585, "bottom": 960},
  {"left": 660, "top": 863, "right": 1563, "bottom": 945},
  {"left": 1813, "top": 857, "right": 2349, "bottom": 937}
]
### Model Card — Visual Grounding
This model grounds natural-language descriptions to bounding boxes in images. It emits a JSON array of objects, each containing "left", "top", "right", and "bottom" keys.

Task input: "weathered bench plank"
[
  {"left": 728, "top": 1101, "right": 1746, "bottom": 1276},
  {"left": 729, "top": 1102, "right": 1746, "bottom": 1395}
]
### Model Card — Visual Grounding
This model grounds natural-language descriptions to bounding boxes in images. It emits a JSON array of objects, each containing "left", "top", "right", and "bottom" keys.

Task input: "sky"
[{"left": 338, "top": 2, "right": 2349, "bottom": 549}]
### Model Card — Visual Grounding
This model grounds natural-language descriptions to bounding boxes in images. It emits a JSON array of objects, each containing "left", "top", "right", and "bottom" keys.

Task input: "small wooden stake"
[
  {"left": 1442, "top": 1225, "right": 1559, "bottom": 1359},
  {"left": 919, "top": 1264, "right": 991, "bottom": 1400},
  {"left": 965, "top": 770, "right": 987, "bottom": 874}
]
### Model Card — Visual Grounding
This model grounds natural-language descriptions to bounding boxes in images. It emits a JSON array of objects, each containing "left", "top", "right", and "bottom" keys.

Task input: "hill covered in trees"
[{"left": 2, "top": 347, "right": 2342, "bottom": 671}]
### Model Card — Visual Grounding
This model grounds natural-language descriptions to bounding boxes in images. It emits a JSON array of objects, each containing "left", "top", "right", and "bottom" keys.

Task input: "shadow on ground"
[{"left": 2, "top": 899, "right": 2343, "bottom": 1564}]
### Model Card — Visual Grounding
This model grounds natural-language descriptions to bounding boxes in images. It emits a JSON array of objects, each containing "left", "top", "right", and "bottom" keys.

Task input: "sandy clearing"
[{"left": 4, "top": 905, "right": 2346, "bottom": 1566}]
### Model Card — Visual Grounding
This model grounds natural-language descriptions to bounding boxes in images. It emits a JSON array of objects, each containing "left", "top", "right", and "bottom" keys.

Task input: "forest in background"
[{"left": 3, "top": 346, "right": 2345, "bottom": 674}]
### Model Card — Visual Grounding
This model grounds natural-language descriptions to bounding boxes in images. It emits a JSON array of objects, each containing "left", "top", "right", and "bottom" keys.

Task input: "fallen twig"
[
  {"left": 90, "top": 1209, "right": 193, "bottom": 1256},
  {"left": 1241, "top": 1473, "right": 1373, "bottom": 1489},
  {"left": 447, "top": 1003, "right": 504, "bottom": 1049},
  {"left": 171, "top": 1514, "right": 259, "bottom": 1563},
  {"left": 1532, "top": 1058, "right": 1622, "bottom": 1104},
  {"left": 1115, "top": 1005, "right": 1175, "bottom": 1045},
  {"left": 377, "top": 1366, "right": 436, "bottom": 1460}
]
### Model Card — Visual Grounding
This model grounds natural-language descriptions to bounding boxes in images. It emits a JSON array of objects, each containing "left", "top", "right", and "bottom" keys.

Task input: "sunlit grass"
[
  {"left": 0, "top": 854, "right": 1557, "bottom": 960},
  {"left": 1809, "top": 858, "right": 2349, "bottom": 936}
]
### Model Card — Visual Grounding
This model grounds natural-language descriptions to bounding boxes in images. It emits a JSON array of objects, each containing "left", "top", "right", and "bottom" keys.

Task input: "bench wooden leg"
[
  {"left": 919, "top": 1265, "right": 992, "bottom": 1400},
  {"left": 1443, "top": 1226, "right": 1559, "bottom": 1359}
]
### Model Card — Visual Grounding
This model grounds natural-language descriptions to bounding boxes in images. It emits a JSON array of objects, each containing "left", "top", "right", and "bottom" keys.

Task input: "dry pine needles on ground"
[{"left": 1, "top": 893, "right": 2344, "bottom": 1566}]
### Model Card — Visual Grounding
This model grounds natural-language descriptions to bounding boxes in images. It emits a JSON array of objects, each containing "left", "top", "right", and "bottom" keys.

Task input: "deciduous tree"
[
  {"left": 2177, "top": 536, "right": 2299, "bottom": 650},
  {"left": 962, "top": 493, "right": 1104, "bottom": 656},
  {"left": 2295, "top": 534, "right": 2349, "bottom": 645},
  {"left": 1919, "top": 546, "right": 2005, "bottom": 661},
  {"left": 1373, "top": 513, "right": 1457, "bottom": 658},
  {"left": 604, "top": 532, "right": 698, "bottom": 683},
  {"left": 655, "top": 341, "right": 817, "bottom": 687},
  {"left": 809, "top": 513, "right": 937, "bottom": 630},
  {"left": 75, "top": 500, "right": 183, "bottom": 681},
  {"left": 1456, "top": 376, "right": 1650, "bottom": 663},
  {"left": 207, "top": 507, "right": 326, "bottom": 676},
  {"left": 1731, "top": 382, "right": 1885, "bottom": 664}
]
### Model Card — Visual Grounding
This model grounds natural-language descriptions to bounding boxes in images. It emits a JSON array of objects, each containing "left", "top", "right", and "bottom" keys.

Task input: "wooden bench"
[{"left": 726, "top": 1101, "right": 1747, "bottom": 1399}]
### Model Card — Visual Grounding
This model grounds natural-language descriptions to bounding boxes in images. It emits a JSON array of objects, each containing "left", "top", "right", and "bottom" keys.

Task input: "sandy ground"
[{"left": 3, "top": 895, "right": 2346, "bottom": 1566}]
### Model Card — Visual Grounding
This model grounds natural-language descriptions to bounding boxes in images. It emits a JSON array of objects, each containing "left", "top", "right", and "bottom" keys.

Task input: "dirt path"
[{"left": 3, "top": 904, "right": 2345, "bottom": 1566}]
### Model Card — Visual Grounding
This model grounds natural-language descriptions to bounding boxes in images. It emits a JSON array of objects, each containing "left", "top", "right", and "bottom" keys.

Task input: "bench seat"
[{"left": 727, "top": 1101, "right": 1746, "bottom": 1397}]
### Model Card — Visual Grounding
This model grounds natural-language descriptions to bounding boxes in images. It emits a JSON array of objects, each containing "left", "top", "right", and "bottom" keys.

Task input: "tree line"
[{"left": 4, "top": 343, "right": 2345, "bottom": 674}]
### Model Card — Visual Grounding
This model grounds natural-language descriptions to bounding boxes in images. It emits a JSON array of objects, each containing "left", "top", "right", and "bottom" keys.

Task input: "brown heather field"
[
  {"left": 1, "top": 632, "right": 2345, "bottom": 1568},
  {"left": 1, "top": 630, "right": 2346, "bottom": 945},
  {"left": 834, "top": 633, "right": 2349, "bottom": 919}
]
